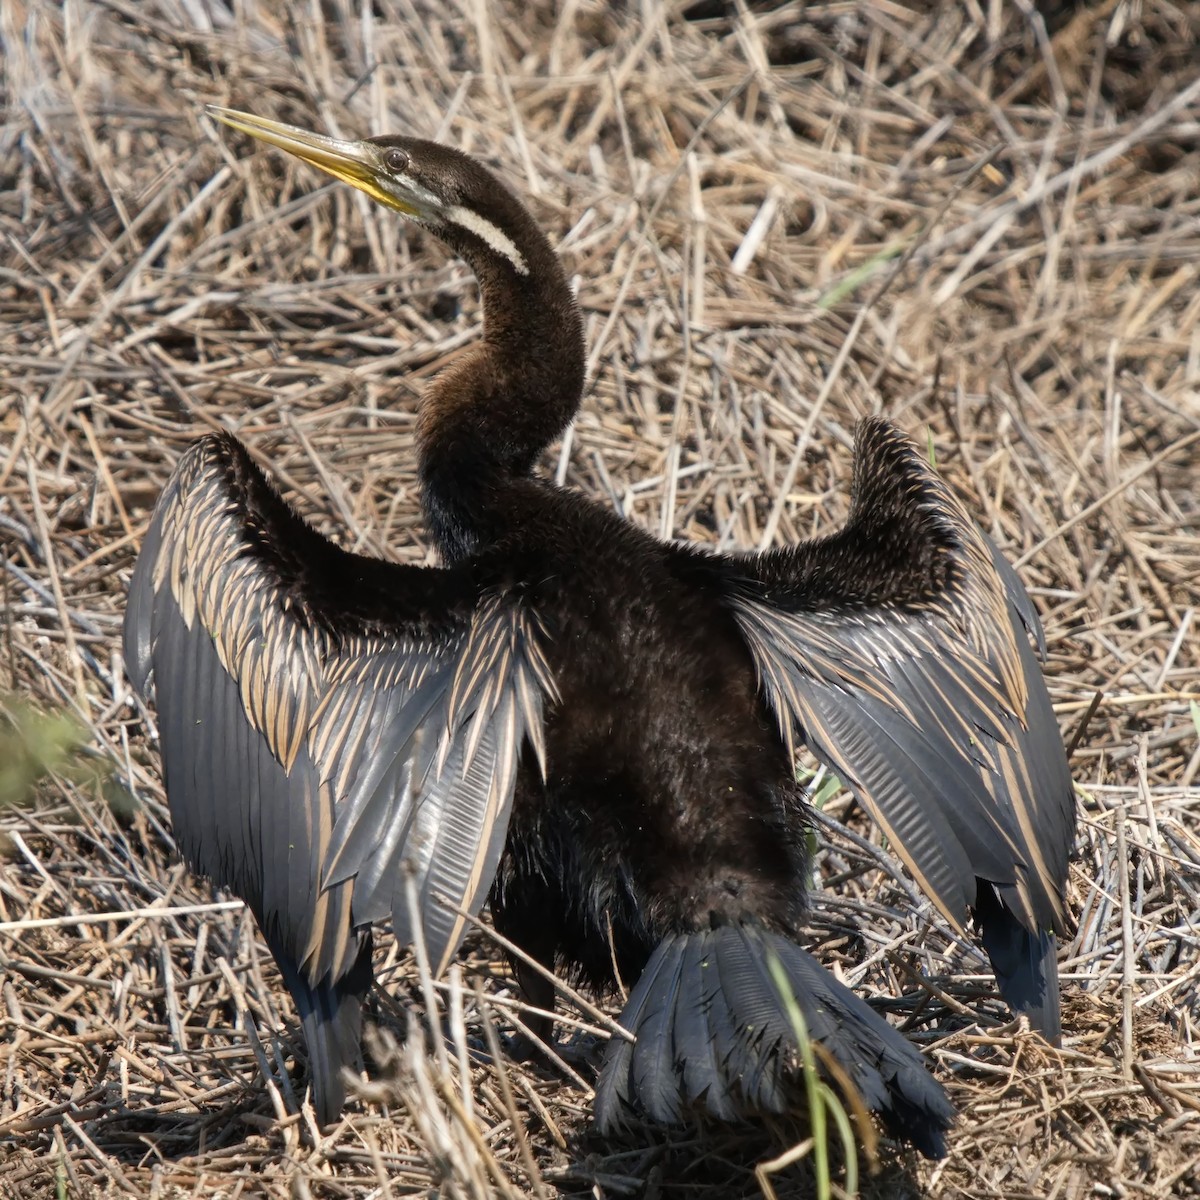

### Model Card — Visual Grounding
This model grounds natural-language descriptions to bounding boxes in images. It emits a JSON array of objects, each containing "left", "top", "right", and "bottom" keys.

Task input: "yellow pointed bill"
[{"left": 206, "top": 105, "right": 417, "bottom": 216}]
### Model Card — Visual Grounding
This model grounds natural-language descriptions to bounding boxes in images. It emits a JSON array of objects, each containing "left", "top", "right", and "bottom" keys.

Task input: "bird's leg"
[
  {"left": 513, "top": 955, "right": 557, "bottom": 1050},
  {"left": 510, "top": 958, "right": 602, "bottom": 1079}
]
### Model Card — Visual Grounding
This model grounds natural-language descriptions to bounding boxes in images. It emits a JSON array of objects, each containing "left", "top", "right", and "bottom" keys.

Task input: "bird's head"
[
  {"left": 207, "top": 104, "right": 586, "bottom": 551},
  {"left": 207, "top": 106, "right": 537, "bottom": 280}
]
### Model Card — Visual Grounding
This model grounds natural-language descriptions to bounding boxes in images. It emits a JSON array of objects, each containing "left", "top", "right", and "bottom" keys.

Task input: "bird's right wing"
[{"left": 124, "top": 432, "right": 554, "bottom": 990}]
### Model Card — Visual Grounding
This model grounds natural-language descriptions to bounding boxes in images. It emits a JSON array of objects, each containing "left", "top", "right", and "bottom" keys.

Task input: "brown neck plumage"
[{"left": 416, "top": 193, "right": 585, "bottom": 561}]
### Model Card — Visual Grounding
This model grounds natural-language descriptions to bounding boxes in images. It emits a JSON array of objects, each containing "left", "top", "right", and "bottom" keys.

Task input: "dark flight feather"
[
  {"left": 674, "top": 936, "right": 738, "bottom": 1119},
  {"left": 271, "top": 935, "right": 374, "bottom": 1125},
  {"left": 629, "top": 935, "right": 687, "bottom": 1125}
]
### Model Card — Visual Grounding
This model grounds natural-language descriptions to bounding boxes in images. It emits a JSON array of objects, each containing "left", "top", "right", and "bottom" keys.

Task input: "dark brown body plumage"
[
  {"left": 124, "top": 108, "right": 1076, "bottom": 1159},
  {"left": 493, "top": 496, "right": 809, "bottom": 992}
]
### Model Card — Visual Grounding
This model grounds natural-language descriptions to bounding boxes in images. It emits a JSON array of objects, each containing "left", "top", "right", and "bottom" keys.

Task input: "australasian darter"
[{"left": 124, "top": 106, "right": 1077, "bottom": 1159}]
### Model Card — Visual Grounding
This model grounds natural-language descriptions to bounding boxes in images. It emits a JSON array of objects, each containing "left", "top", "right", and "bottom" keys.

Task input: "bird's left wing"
[
  {"left": 124, "top": 433, "right": 554, "bottom": 989},
  {"left": 676, "top": 419, "right": 1074, "bottom": 942}
]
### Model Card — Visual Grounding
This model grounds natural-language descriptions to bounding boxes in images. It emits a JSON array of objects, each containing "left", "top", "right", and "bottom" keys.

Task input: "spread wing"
[
  {"left": 124, "top": 432, "right": 554, "bottom": 990},
  {"left": 707, "top": 419, "right": 1075, "bottom": 939}
]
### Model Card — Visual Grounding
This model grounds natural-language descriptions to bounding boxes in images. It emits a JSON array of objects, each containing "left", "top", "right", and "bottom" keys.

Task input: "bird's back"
[{"left": 489, "top": 490, "right": 808, "bottom": 989}]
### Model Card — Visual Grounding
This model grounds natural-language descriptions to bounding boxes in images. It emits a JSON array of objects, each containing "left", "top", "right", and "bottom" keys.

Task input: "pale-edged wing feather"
[
  {"left": 719, "top": 419, "right": 1074, "bottom": 939},
  {"left": 124, "top": 432, "right": 554, "bottom": 992}
]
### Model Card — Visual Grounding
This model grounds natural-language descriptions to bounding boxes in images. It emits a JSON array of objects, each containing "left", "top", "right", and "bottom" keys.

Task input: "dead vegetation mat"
[{"left": 3, "top": 0, "right": 1200, "bottom": 1196}]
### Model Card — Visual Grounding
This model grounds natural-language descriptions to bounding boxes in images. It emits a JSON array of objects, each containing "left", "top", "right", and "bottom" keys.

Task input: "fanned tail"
[
  {"left": 595, "top": 924, "right": 954, "bottom": 1159},
  {"left": 271, "top": 936, "right": 374, "bottom": 1125},
  {"left": 974, "top": 885, "right": 1061, "bottom": 1044}
]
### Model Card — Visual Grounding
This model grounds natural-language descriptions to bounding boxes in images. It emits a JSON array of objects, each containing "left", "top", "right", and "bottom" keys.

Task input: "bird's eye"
[{"left": 384, "top": 148, "right": 409, "bottom": 174}]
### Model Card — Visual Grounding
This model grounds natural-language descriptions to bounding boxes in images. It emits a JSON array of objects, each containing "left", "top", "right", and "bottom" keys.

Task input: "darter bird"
[{"left": 124, "top": 106, "right": 1076, "bottom": 1158}]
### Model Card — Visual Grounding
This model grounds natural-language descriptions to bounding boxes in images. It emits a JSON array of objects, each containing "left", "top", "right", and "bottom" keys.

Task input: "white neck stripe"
[{"left": 445, "top": 204, "right": 529, "bottom": 276}]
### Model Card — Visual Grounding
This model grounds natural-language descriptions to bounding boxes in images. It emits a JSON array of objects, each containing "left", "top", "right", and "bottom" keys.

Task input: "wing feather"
[
  {"left": 715, "top": 419, "right": 1074, "bottom": 940},
  {"left": 124, "top": 432, "right": 554, "bottom": 1001}
]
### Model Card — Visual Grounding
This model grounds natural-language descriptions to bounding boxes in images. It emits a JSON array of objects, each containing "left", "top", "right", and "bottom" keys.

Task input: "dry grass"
[{"left": 2, "top": 0, "right": 1200, "bottom": 1195}]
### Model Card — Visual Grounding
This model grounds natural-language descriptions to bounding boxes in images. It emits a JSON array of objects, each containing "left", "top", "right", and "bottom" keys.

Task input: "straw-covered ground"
[{"left": 2, "top": 0, "right": 1199, "bottom": 1196}]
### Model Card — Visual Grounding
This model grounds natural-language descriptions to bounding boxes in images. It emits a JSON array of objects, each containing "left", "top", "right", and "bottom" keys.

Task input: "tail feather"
[
  {"left": 272, "top": 936, "right": 374, "bottom": 1125},
  {"left": 975, "top": 885, "right": 1061, "bottom": 1044},
  {"left": 630, "top": 939, "right": 687, "bottom": 1124},
  {"left": 712, "top": 926, "right": 790, "bottom": 1113},
  {"left": 596, "top": 925, "right": 954, "bottom": 1159},
  {"left": 674, "top": 938, "right": 738, "bottom": 1118}
]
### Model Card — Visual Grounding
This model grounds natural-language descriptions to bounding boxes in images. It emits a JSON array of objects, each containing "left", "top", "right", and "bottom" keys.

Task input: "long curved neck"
[{"left": 417, "top": 211, "right": 585, "bottom": 562}]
